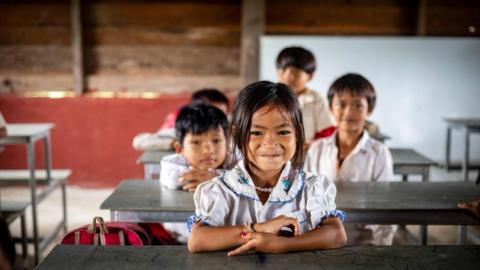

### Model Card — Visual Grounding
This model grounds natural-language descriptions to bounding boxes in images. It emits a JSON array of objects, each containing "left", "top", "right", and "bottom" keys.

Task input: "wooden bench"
[{"left": 1, "top": 201, "right": 29, "bottom": 270}]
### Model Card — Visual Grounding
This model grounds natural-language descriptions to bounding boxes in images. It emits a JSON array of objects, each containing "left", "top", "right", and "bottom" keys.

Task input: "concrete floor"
[{"left": 1, "top": 166, "right": 479, "bottom": 269}]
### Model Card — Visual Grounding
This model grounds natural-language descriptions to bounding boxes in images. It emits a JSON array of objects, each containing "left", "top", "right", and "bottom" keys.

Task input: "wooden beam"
[
  {"left": 240, "top": 0, "right": 265, "bottom": 85},
  {"left": 417, "top": 0, "right": 427, "bottom": 36},
  {"left": 71, "top": 0, "right": 85, "bottom": 94}
]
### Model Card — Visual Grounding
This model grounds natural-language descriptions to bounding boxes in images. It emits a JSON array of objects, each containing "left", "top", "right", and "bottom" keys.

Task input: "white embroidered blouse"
[{"left": 187, "top": 160, "right": 344, "bottom": 234}]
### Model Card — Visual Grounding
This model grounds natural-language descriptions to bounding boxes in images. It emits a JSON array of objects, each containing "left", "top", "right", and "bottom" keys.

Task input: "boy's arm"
[
  {"left": 188, "top": 223, "right": 249, "bottom": 252},
  {"left": 227, "top": 217, "right": 346, "bottom": 256}
]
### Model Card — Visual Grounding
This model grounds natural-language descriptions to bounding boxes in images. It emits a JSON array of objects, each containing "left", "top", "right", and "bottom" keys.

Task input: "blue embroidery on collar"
[
  {"left": 239, "top": 175, "right": 250, "bottom": 185},
  {"left": 281, "top": 177, "right": 291, "bottom": 192}
]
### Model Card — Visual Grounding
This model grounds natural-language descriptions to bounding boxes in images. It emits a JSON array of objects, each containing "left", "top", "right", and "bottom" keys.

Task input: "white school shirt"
[
  {"left": 187, "top": 160, "right": 345, "bottom": 234},
  {"left": 298, "top": 89, "right": 335, "bottom": 141},
  {"left": 304, "top": 131, "right": 397, "bottom": 245}
]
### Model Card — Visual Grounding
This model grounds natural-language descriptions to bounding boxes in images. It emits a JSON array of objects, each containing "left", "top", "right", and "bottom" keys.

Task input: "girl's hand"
[
  {"left": 180, "top": 169, "right": 219, "bottom": 192},
  {"left": 255, "top": 215, "right": 300, "bottom": 236},
  {"left": 227, "top": 232, "right": 287, "bottom": 256}
]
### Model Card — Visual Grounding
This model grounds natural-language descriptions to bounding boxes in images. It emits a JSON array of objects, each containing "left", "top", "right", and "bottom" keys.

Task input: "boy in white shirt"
[
  {"left": 159, "top": 103, "right": 228, "bottom": 243},
  {"left": 304, "top": 73, "right": 396, "bottom": 245}
]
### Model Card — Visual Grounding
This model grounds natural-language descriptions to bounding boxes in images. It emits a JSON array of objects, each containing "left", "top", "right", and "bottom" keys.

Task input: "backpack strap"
[
  {"left": 118, "top": 231, "right": 125, "bottom": 246},
  {"left": 74, "top": 231, "right": 80, "bottom": 245}
]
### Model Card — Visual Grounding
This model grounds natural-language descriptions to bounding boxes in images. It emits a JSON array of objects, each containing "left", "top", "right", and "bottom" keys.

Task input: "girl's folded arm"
[
  {"left": 188, "top": 223, "right": 249, "bottom": 253},
  {"left": 283, "top": 217, "right": 347, "bottom": 252}
]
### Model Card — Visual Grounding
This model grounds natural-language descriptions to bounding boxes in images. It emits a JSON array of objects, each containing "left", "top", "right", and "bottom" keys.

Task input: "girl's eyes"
[
  {"left": 190, "top": 140, "right": 200, "bottom": 145},
  {"left": 212, "top": 138, "right": 222, "bottom": 144},
  {"left": 278, "top": 130, "right": 291, "bottom": 135},
  {"left": 249, "top": 131, "right": 262, "bottom": 136}
]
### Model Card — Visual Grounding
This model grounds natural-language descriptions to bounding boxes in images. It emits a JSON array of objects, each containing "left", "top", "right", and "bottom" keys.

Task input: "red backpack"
[{"left": 61, "top": 216, "right": 150, "bottom": 246}]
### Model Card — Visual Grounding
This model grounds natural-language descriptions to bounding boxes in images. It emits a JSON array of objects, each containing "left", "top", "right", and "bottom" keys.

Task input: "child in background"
[
  {"left": 159, "top": 104, "right": 228, "bottom": 243},
  {"left": 304, "top": 73, "right": 396, "bottom": 245},
  {"left": 187, "top": 81, "right": 346, "bottom": 255},
  {"left": 276, "top": 47, "right": 336, "bottom": 145},
  {"left": 132, "top": 88, "right": 229, "bottom": 151},
  {"left": 160, "top": 103, "right": 228, "bottom": 191}
]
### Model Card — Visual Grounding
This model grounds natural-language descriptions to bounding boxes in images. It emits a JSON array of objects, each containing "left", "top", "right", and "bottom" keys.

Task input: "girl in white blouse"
[
  {"left": 187, "top": 81, "right": 347, "bottom": 255},
  {"left": 304, "top": 73, "right": 397, "bottom": 245}
]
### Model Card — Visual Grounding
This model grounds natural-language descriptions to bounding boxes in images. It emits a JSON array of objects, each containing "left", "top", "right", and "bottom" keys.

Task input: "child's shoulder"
[{"left": 364, "top": 135, "right": 391, "bottom": 156}]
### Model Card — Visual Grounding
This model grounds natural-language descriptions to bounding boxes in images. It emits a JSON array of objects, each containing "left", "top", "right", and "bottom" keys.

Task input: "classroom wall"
[
  {"left": 0, "top": 94, "right": 190, "bottom": 187},
  {"left": 260, "top": 36, "right": 480, "bottom": 164}
]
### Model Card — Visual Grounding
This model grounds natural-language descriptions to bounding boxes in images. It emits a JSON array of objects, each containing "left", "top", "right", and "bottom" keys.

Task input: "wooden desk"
[
  {"left": 136, "top": 150, "right": 174, "bottom": 179},
  {"left": 37, "top": 245, "right": 480, "bottom": 270},
  {"left": 390, "top": 148, "right": 436, "bottom": 181},
  {"left": 444, "top": 117, "right": 480, "bottom": 181},
  {"left": 101, "top": 180, "right": 479, "bottom": 231}
]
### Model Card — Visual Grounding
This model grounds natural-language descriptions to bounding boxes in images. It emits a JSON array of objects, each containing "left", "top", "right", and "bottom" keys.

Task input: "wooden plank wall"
[{"left": 0, "top": 0, "right": 478, "bottom": 93}]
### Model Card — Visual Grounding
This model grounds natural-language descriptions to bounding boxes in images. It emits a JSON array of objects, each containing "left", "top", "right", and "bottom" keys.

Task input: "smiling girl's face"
[{"left": 247, "top": 104, "right": 296, "bottom": 174}]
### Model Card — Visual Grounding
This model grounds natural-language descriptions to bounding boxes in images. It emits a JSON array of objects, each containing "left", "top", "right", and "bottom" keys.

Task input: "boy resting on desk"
[{"left": 159, "top": 103, "right": 229, "bottom": 243}]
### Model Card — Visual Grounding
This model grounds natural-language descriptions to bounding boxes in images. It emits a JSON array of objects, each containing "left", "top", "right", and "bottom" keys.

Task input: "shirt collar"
[
  {"left": 327, "top": 130, "right": 370, "bottom": 155},
  {"left": 221, "top": 160, "right": 305, "bottom": 202}
]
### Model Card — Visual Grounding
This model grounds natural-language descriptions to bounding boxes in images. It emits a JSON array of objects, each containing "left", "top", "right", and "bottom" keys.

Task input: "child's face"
[
  {"left": 331, "top": 92, "right": 371, "bottom": 135},
  {"left": 180, "top": 127, "right": 227, "bottom": 170},
  {"left": 247, "top": 105, "right": 296, "bottom": 173},
  {"left": 276, "top": 66, "right": 312, "bottom": 95}
]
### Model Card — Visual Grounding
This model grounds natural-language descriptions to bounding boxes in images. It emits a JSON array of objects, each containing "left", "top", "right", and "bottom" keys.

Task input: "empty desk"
[
  {"left": 444, "top": 117, "right": 480, "bottom": 181},
  {"left": 390, "top": 148, "right": 436, "bottom": 181}
]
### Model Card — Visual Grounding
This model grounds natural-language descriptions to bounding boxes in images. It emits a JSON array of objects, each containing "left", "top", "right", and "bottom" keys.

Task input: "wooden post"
[
  {"left": 416, "top": 0, "right": 427, "bottom": 36},
  {"left": 240, "top": 0, "right": 265, "bottom": 86},
  {"left": 71, "top": 0, "right": 85, "bottom": 94}
]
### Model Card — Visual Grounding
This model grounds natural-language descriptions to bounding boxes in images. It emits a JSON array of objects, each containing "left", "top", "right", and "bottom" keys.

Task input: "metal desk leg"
[
  {"left": 44, "top": 133, "right": 52, "bottom": 184},
  {"left": 144, "top": 164, "right": 150, "bottom": 180},
  {"left": 27, "top": 141, "right": 39, "bottom": 265},
  {"left": 421, "top": 225, "right": 428, "bottom": 245},
  {"left": 463, "top": 127, "right": 470, "bottom": 182},
  {"left": 420, "top": 166, "right": 430, "bottom": 245},
  {"left": 20, "top": 214, "right": 28, "bottom": 270},
  {"left": 458, "top": 225, "right": 467, "bottom": 244},
  {"left": 61, "top": 182, "right": 67, "bottom": 233},
  {"left": 445, "top": 126, "right": 452, "bottom": 171}
]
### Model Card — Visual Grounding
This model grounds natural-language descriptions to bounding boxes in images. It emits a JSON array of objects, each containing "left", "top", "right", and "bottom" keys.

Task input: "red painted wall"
[{"left": 0, "top": 94, "right": 191, "bottom": 188}]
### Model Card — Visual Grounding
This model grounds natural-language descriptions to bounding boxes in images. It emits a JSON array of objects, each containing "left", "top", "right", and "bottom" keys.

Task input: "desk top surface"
[
  {"left": 0, "top": 123, "right": 54, "bottom": 142},
  {"left": 37, "top": 245, "right": 480, "bottom": 270},
  {"left": 389, "top": 148, "right": 436, "bottom": 166},
  {"left": 137, "top": 150, "right": 175, "bottom": 164},
  {"left": 138, "top": 148, "right": 436, "bottom": 167},
  {"left": 100, "top": 180, "right": 480, "bottom": 212},
  {"left": 444, "top": 117, "right": 480, "bottom": 127}
]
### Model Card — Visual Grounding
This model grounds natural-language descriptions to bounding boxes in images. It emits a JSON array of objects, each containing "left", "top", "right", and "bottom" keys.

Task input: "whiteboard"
[{"left": 260, "top": 36, "right": 480, "bottom": 163}]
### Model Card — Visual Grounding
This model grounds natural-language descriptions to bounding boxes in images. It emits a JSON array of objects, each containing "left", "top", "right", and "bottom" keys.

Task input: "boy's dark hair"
[
  {"left": 276, "top": 47, "right": 316, "bottom": 74},
  {"left": 327, "top": 73, "right": 376, "bottom": 112},
  {"left": 190, "top": 88, "right": 229, "bottom": 110},
  {"left": 230, "top": 81, "right": 305, "bottom": 168},
  {"left": 175, "top": 103, "right": 228, "bottom": 144}
]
